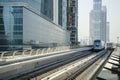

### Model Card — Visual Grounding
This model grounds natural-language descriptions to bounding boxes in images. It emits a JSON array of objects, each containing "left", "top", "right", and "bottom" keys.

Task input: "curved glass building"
[
  {"left": 0, "top": 0, "right": 70, "bottom": 51},
  {"left": 90, "top": 0, "right": 107, "bottom": 43}
]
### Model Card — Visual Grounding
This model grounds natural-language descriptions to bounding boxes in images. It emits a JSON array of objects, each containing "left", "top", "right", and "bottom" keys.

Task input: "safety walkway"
[{"left": 97, "top": 47, "right": 120, "bottom": 80}]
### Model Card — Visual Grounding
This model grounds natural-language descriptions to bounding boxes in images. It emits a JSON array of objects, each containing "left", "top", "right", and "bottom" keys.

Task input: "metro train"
[
  {"left": 93, "top": 40, "right": 105, "bottom": 51},
  {"left": 106, "top": 42, "right": 113, "bottom": 50}
]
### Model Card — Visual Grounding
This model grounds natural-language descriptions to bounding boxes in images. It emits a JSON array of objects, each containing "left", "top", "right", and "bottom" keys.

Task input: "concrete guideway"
[
  {"left": 75, "top": 50, "right": 112, "bottom": 80},
  {"left": 40, "top": 52, "right": 101, "bottom": 80},
  {"left": 39, "top": 50, "right": 111, "bottom": 80},
  {"left": 29, "top": 51, "right": 93, "bottom": 80},
  {"left": 97, "top": 47, "right": 120, "bottom": 80},
  {"left": 0, "top": 47, "right": 92, "bottom": 80}
]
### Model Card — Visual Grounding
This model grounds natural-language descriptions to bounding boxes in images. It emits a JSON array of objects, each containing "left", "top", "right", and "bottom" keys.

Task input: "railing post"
[
  {"left": 30, "top": 49, "right": 33, "bottom": 55},
  {"left": 13, "top": 51, "right": 18, "bottom": 58},
  {"left": 47, "top": 48, "right": 51, "bottom": 53},
  {"left": 1, "top": 52, "right": 7, "bottom": 59},
  {"left": 36, "top": 49, "right": 40, "bottom": 55},
  {"left": 22, "top": 50, "right": 27, "bottom": 56},
  {"left": 54, "top": 47, "right": 57, "bottom": 52},
  {"left": 60, "top": 46, "right": 62, "bottom": 51},
  {"left": 41, "top": 48, "right": 46, "bottom": 54},
  {"left": 56, "top": 47, "right": 58, "bottom": 51},
  {"left": 51, "top": 48, "right": 53, "bottom": 52},
  {"left": 58, "top": 47, "right": 60, "bottom": 51},
  {"left": 55, "top": 47, "right": 57, "bottom": 52}
]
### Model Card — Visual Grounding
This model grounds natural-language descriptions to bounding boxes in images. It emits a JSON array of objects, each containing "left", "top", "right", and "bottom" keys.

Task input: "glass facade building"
[
  {"left": 67, "top": 0, "right": 78, "bottom": 45},
  {"left": 0, "top": 0, "right": 70, "bottom": 51},
  {"left": 90, "top": 0, "right": 107, "bottom": 43},
  {"left": 0, "top": 6, "right": 23, "bottom": 50}
]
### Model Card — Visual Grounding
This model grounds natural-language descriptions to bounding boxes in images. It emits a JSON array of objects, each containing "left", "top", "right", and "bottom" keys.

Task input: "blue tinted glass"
[
  {"left": 13, "top": 32, "right": 22, "bottom": 35},
  {"left": 0, "top": 0, "right": 41, "bottom": 14},
  {"left": 13, "top": 39, "right": 22, "bottom": 45},
  {"left": 14, "top": 18, "right": 23, "bottom": 24},
  {"left": 0, "top": 6, "right": 23, "bottom": 51},
  {"left": 13, "top": 8, "right": 23, "bottom": 13},
  {"left": 58, "top": 0, "right": 62, "bottom": 26},
  {"left": 14, "top": 25, "right": 22, "bottom": 30},
  {"left": 12, "top": 13, "right": 23, "bottom": 18},
  {"left": 41, "top": 0, "right": 53, "bottom": 20},
  {"left": 0, "top": 9, "right": 2, "bottom": 13},
  {"left": 0, "top": 18, "right": 3, "bottom": 23}
]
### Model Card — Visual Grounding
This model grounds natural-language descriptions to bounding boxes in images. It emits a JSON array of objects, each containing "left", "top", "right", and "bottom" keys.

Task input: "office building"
[
  {"left": 0, "top": 0, "right": 70, "bottom": 51},
  {"left": 101, "top": 6, "right": 107, "bottom": 42},
  {"left": 90, "top": 0, "right": 107, "bottom": 43},
  {"left": 67, "top": 0, "right": 78, "bottom": 45},
  {"left": 106, "top": 22, "right": 110, "bottom": 42}
]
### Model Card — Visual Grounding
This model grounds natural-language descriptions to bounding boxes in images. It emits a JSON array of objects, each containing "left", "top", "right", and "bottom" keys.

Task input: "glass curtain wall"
[
  {"left": 58, "top": 0, "right": 63, "bottom": 26},
  {"left": 41, "top": 0, "right": 53, "bottom": 20},
  {"left": 0, "top": 0, "right": 41, "bottom": 15},
  {"left": 0, "top": 6, "right": 23, "bottom": 51}
]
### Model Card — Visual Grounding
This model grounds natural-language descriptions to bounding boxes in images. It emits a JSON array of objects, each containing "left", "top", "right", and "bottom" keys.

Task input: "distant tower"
[
  {"left": 90, "top": 0, "right": 107, "bottom": 43},
  {"left": 101, "top": 6, "right": 107, "bottom": 42},
  {"left": 106, "top": 22, "right": 110, "bottom": 42},
  {"left": 67, "top": 0, "right": 78, "bottom": 45}
]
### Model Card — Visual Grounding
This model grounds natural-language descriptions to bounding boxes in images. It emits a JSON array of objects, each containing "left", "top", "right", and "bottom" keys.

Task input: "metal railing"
[{"left": 0, "top": 46, "right": 80, "bottom": 60}]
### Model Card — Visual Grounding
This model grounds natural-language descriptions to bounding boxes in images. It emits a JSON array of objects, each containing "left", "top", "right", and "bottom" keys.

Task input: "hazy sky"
[{"left": 78, "top": 0, "right": 120, "bottom": 43}]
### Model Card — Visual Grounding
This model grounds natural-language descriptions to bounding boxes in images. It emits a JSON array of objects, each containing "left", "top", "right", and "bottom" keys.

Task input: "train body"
[
  {"left": 106, "top": 42, "right": 113, "bottom": 50},
  {"left": 93, "top": 40, "right": 105, "bottom": 51}
]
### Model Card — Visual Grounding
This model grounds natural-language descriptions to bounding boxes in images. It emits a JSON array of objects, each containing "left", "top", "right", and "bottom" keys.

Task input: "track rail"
[
  {"left": 64, "top": 50, "right": 108, "bottom": 80},
  {"left": 74, "top": 50, "right": 113, "bottom": 80}
]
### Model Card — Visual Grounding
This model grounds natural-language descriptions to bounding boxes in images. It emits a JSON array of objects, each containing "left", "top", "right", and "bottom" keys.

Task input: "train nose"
[{"left": 96, "top": 45, "right": 99, "bottom": 47}]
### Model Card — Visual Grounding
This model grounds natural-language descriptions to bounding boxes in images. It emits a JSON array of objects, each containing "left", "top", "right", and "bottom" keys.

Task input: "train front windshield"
[{"left": 94, "top": 40, "right": 100, "bottom": 46}]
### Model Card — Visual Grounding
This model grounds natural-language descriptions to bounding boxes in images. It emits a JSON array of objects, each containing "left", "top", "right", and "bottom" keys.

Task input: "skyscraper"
[
  {"left": 0, "top": 0, "right": 70, "bottom": 51},
  {"left": 101, "top": 6, "right": 107, "bottom": 42},
  {"left": 67, "top": 0, "right": 78, "bottom": 45},
  {"left": 106, "top": 22, "right": 110, "bottom": 42},
  {"left": 90, "top": 0, "right": 107, "bottom": 43}
]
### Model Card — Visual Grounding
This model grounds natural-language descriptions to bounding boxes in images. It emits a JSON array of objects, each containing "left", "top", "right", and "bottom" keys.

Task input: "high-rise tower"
[
  {"left": 90, "top": 0, "right": 107, "bottom": 43},
  {"left": 67, "top": 0, "right": 78, "bottom": 45},
  {"left": 106, "top": 22, "right": 110, "bottom": 42}
]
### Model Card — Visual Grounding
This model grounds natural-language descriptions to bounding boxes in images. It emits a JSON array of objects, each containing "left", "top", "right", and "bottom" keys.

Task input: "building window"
[{"left": 58, "top": 0, "right": 63, "bottom": 26}]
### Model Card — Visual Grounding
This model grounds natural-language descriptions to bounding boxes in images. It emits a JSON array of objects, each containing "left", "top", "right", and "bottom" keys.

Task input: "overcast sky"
[{"left": 78, "top": 0, "right": 120, "bottom": 43}]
